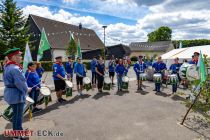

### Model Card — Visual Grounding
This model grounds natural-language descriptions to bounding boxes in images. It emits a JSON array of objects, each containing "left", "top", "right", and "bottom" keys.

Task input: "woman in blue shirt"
[
  {"left": 115, "top": 59, "right": 126, "bottom": 91},
  {"left": 96, "top": 57, "right": 105, "bottom": 93}
]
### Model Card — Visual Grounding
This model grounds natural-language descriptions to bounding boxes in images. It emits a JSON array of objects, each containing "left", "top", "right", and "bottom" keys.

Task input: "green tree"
[
  {"left": 147, "top": 26, "right": 172, "bottom": 42},
  {"left": 0, "top": 0, "right": 29, "bottom": 56},
  {"left": 66, "top": 34, "right": 77, "bottom": 59}
]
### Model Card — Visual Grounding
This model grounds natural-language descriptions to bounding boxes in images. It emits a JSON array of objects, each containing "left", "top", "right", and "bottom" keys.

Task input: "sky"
[{"left": 16, "top": 0, "right": 210, "bottom": 45}]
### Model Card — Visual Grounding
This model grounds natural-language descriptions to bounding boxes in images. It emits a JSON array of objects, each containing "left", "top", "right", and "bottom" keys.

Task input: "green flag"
[
  {"left": 37, "top": 28, "right": 51, "bottom": 61},
  {"left": 23, "top": 42, "right": 32, "bottom": 73},
  {"left": 67, "top": 32, "right": 77, "bottom": 59},
  {"left": 198, "top": 51, "right": 206, "bottom": 83},
  {"left": 77, "top": 38, "right": 82, "bottom": 59}
]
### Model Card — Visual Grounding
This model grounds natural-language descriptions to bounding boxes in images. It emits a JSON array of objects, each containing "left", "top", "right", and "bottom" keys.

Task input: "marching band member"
[
  {"left": 25, "top": 62, "right": 42, "bottom": 112},
  {"left": 96, "top": 57, "right": 105, "bottom": 93},
  {"left": 90, "top": 56, "right": 98, "bottom": 87},
  {"left": 152, "top": 56, "right": 167, "bottom": 93},
  {"left": 66, "top": 56, "right": 74, "bottom": 81},
  {"left": 109, "top": 55, "right": 116, "bottom": 85},
  {"left": 169, "top": 57, "right": 181, "bottom": 94},
  {"left": 115, "top": 59, "right": 126, "bottom": 91},
  {"left": 123, "top": 57, "right": 130, "bottom": 76},
  {"left": 74, "top": 57, "right": 86, "bottom": 96},
  {"left": 133, "top": 55, "right": 146, "bottom": 90},
  {"left": 36, "top": 62, "right": 44, "bottom": 79},
  {"left": 3, "top": 48, "right": 31, "bottom": 140},
  {"left": 189, "top": 52, "right": 199, "bottom": 65},
  {"left": 52, "top": 56, "right": 67, "bottom": 103}
]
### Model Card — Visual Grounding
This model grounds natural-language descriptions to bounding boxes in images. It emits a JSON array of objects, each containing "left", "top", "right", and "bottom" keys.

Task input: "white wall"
[{"left": 52, "top": 49, "right": 68, "bottom": 61}]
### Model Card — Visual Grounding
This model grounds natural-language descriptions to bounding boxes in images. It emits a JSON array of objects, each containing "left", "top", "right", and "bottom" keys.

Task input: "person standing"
[
  {"left": 90, "top": 56, "right": 97, "bottom": 87},
  {"left": 189, "top": 52, "right": 199, "bottom": 65},
  {"left": 66, "top": 56, "right": 74, "bottom": 81},
  {"left": 133, "top": 55, "right": 146, "bottom": 90},
  {"left": 25, "top": 62, "right": 42, "bottom": 113},
  {"left": 36, "top": 62, "right": 44, "bottom": 79},
  {"left": 123, "top": 57, "right": 130, "bottom": 76},
  {"left": 52, "top": 56, "right": 66, "bottom": 103},
  {"left": 115, "top": 59, "right": 126, "bottom": 91},
  {"left": 96, "top": 57, "right": 105, "bottom": 93},
  {"left": 169, "top": 57, "right": 181, "bottom": 94},
  {"left": 3, "top": 48, "right": 31, "bottom": 140},
  {"left": 74, "top": 57, "right": 86, "bottom": 95},
  {"left": 109, "top": 56, "right": 116, "bottom": 85},
  {"left": 152, "top": 56, "right": 167, "bottom": 93}
]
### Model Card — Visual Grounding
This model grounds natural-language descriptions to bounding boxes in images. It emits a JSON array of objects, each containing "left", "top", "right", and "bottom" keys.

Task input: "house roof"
[
  {"left": 129, "top": 41, "right": 174, "bottom": 52},
  {"left": 29, "top": 14, "right": 104, "bottom": 50}
]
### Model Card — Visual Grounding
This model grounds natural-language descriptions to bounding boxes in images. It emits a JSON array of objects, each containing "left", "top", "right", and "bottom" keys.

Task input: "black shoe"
[
  {"left": 57, "top": 98, "right": 63, "bottom": 103},
  {"left": 138, "top": 87, "right": 143, "bottom": 90},
  {"left": 32, "top": 107, "right": 42, "bottom": 113},
  {"left": 60, "top": 98, "right": 67, "bottom": 102},
  {"left": 153, "top": 89, "right": 156, "bottom": 91}
]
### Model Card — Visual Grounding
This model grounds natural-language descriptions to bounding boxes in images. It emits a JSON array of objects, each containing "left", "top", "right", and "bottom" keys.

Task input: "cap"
[
  {"left": 55, "top": 56, "right": 62, "bottom": 59},
  {"left": 4, "top": 48, "right": 22, "bottom": 58}
]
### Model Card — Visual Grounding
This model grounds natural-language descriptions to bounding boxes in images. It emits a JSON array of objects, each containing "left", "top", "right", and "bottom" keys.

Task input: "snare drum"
[
  {"left": 83, "top": 77, "right": 92, "bottom": 91},
  {"left": 103, "top": 76, "right": 111, "bottom": 90},
  {"left": 122, "top": 76, "right": 129, "bottom": 90},
  {"left": 39, "top": 86, "right": 52, "bottom": 106},
  {"left": 168, "top": 74, "right": 178, "bottom": 84},
  {"left": 153, "top": 73, "right": 162, "bottom": 83},
  {"left": 186, "top": 64, "right": 199, "bottom": 81},
  {"left": 2, "top": 96, "right": 34, "bottom": 121},
  {"left": 139, "top": 73, "right": 147, "bottom": 81},
  {"left": 179, "top": 63, "right": 192, "bottom": 79},
  {"left": 65, "top": 80, "right": 73, "bottom": 97}
]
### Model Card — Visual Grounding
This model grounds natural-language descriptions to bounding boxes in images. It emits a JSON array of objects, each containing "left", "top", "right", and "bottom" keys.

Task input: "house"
[
  {"left": 27, "top": 14, "right": 104, "bottom": 61},
  {"left": 129, "top": 41, "right": 174, "bottom": 59},
  {"left": 82, "top": 44, "right": 131, "bottom": 59}
]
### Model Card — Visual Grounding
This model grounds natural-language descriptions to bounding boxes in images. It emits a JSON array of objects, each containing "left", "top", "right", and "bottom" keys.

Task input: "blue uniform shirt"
[
  {"left": 133, "top": 61, "right": 146, "bottom": 74},
  {"left": 74, "top": 63, "right": 85, "bottom": 77},
  {"left": 152, "top": 62, "right": 167, "bottom": 73},
  {"left": 65, "top": 61, "right": 73, "bottom": 74},
  {"left": 25, "top": 70, "right": 41, "bottom": 91},
  {"left": 90, "top": 60, "right": 97, "bottom": 72},
  {"left": 170, "top": 63, "right": 181, "bottom": 74},
  {"left": 189, "top": 60, "right": 198, "bottom": 65},
  {"left": 109, "top": 60, "right": 115, "bottom": 72},
  {"left": 52, "top": 63, "right": 66, "bottom": 80},
  {"left": 96, "top": 63, "right": 105, "bottom": 76},
  {"left": 36, "top": 67, "right": 44, "bottom": 78},
  {"left": 115, "top": 64, "right": 126, "bottom": 76},
  {"left": 3, "top": 64, "right": 28, "bottom": 104}
]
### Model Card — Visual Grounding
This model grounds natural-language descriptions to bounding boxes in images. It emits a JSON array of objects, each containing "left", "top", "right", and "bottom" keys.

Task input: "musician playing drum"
[
  {"left": 109, "top": 55, "right": 116, "bottom": 85},
  {"left": 25, "top": 62, "right": 42, "bottom": 113},
  {"left": 66, "top": 56, "right": 74, "bottom": 81},
  {"left": 169, "top": 57, "right": 181, "bottom": 94},
  {"left": 52, "top": 56, "right": 67, "bottom": 103},
  {"left": 90, "top": 56, "right": 98, "bottom": 87},
  {"left": 96, "top": 57, "right": 105, "bottom": 93},
  {"left": 3, "top": 48, "right": 31, "bottom": 140},
  {"left": 115, "top": 59, "right": 126, "bottom": 91},
  {"left": 133, "top": 55, "right": 146, "bottom": 90},
  {"left": 152, "top": 56, "right": 167, "bottom": 93},
  {"left": 74, "top": 57, "right": 86, "bottom": 96},
  {"left": 36, "top": 62, "right": 45, "bottom": 79},
  {"left": 123, "top": 57, "right": 130, "bottom": 76}
]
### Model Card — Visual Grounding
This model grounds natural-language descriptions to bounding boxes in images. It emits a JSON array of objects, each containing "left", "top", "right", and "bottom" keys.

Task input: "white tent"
[{"left": 161, "top": 45, "right": 210, "bottom": 68}]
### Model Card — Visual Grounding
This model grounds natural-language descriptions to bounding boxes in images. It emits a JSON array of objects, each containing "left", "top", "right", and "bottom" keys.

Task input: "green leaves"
[{"left": 147, "top": 26, "right": 172, "bottom": 42}]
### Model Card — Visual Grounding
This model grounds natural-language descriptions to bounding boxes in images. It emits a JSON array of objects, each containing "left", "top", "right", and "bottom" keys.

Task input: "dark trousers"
[
  {"left": 92, "top": 72, "right": 97, "bottom": 85},
  {"left": 97, "top": 76, "right": 104, "bottom": 89},
  {"left": 155, "top": 83, "right": 161, "bottom": 92},
  {"left": 11, "top": 103, "right": 24, "bottom": 130},
  {"left": 117, "top": 75, "right": 123, "bottom": 90},
  {"left": 172, "top": 83, "right": 177, "bottom": 92},
  {"left": 29, "top": 90, "right": 40, "bottom": 107}
]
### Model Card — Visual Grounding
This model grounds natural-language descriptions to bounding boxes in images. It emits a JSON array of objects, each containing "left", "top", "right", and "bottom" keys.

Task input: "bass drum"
[
  {"left": 186, "top": 64, "right": 199, "bottom": 81},
  {"left": 179, "top": 63, "right": 193, "bottom": 79},
  {"left": 103, "top": 76, "right": 111, "bottom": 91},
  {"left": 122, "top": 76, "right": 129, "bottom": 90},
  {"left": 83, "top": 77, "right": 92, "bottom": 91}
]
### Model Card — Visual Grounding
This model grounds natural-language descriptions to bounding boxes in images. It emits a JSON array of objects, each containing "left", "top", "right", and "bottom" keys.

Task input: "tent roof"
[{"left": 162, "top": 45, "right": 210, "bottom": 59}]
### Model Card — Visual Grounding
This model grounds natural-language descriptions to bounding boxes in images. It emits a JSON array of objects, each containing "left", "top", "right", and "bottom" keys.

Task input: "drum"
[
  {"left": 168, "top": 74, "right": 178, "bottom": 85},
  {"left": 179, "top": 63, "right": 193, "bottom": 79},
  {"left": 153, "top": 73, "right": 162, "bottom": 83},
  {"left": 39, "top": 86, "right": 52, "bottom": 106},
  {"left": 122, "top": 76, "right": 129, "bottom": 90},
  {"left": 103, "top": 76, "right": 111, "bottom": 90},
  {"left": 65, "top": 80, "right": 73, "bottom": 97},
  {"left": 186, "top": 64, "right": 199, "bottom": 81},
  {"left": 83, "top": 77, "right": 92, "bottom": 91},
  {"left": 2, "top": 96, "right": 34, "bottom": 122},
  {"left": 139, "top": 73, "right": 147, "bottom": 81}
]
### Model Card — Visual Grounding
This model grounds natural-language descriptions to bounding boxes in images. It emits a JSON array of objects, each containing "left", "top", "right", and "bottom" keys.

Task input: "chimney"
[{"left": 79, "top": 23, "right": 82, "bottom": 29}]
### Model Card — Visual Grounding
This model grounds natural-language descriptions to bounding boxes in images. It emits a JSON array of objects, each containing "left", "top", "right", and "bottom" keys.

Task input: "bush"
[
  {"left": 130, "top": 56, "right": 138, "bottom": 62},
  {"left": 83, "top": 61, "right": 91, "bottom": 70}
]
